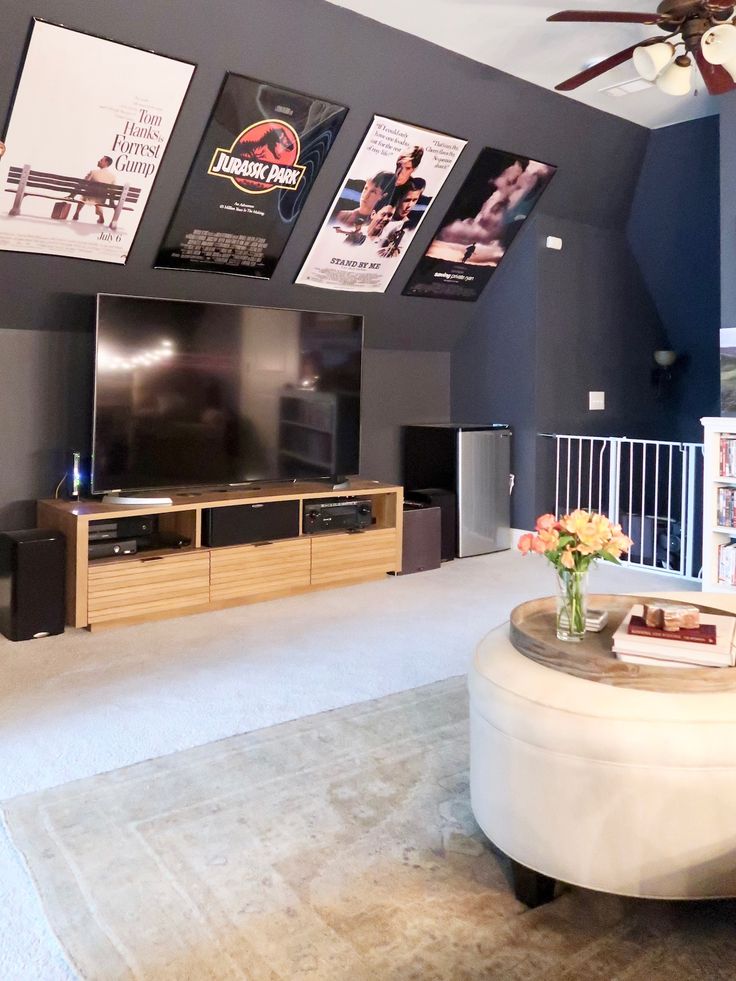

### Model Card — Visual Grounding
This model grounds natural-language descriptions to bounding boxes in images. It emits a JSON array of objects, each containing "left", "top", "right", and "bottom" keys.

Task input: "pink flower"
[
  {"left": 535, "top": 513, "right": 557, "bottom": 533},
  {"left": 531, "top": 536, "right": 547, "bottom": 554},
  {"left": 517, "top": 533, "right": 535, "bottom": 555}
]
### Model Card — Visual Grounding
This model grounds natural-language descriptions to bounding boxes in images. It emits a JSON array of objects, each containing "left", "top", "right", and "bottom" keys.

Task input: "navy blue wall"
[
  {"left": 452, "top": 114, "right": 720, "bottom": 529},
  {"left": 627, "top": 115, "right": 720, "bottom": 441},
  {"left": 452, "top": 217, "right": 539, "bottom": 525},
  {"left": 720, "top": 92, "right": 736, "bottom": 331}
]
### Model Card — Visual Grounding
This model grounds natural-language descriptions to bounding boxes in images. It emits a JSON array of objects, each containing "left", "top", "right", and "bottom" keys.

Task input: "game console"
[
  {"left": 88, "top": 538, "right": 138, "bottom": 559},
  {"left": 88, "top": 516, "right": 156, "bottom": 542}
]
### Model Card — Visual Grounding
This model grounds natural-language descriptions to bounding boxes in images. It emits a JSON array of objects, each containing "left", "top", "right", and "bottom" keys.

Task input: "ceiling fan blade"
[
  {"left": 547, "top": 10, "right": 661, "bottom": 24},
  {"left": 554, "top": 42, "right": 642, "bottom": 91},
  {"left": 693, "top": 47, "right": 736, "bottom": 95}
]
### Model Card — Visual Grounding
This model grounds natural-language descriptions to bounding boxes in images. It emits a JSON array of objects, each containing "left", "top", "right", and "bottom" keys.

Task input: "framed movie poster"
[
  {"left": 403, "top": 147, "right": 557, "bottom": 301},
  {"left": 0, "top": 19, "right": 194, "bottom": 264},
  {"left": 295, "top": 116, "right": 466, "bottom": 293},
  {"left": 155, "top": 74, "right": 348, "bottom": 278}
]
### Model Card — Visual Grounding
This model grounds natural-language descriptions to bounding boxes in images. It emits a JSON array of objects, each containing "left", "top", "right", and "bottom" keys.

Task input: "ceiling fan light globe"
[
  {"left": 655, "top": 57, "right": 693, "bottom": 96},
  {"left": 701, "top": 24, "right": 736, "bottom": 66},
  {"left": 633, "top": 42, "right": 674, "bottom": 81}
]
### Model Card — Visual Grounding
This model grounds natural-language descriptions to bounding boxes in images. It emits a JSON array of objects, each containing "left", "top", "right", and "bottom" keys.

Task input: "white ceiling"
[{"left": 326, "top": 0, "right": 720, "bottom": 128}]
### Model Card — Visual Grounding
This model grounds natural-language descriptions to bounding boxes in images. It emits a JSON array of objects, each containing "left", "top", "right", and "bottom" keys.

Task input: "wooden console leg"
[{"left": 510, "top": 859, "right": 556, "bottom": 908}]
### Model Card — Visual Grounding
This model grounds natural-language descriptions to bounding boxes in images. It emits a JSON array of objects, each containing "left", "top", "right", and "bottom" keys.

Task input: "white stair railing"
[{"left": 540, "top": 434, "right": 703, "bottom": 580}]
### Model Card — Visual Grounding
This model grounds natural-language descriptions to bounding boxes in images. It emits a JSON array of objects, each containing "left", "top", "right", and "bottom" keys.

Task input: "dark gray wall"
[
  {"left": 361, "top": 350, "right": 450, "bottom": 482},
  {"left": 627, "top": 115, "right": 720, "bottom": 440},
  {"left": 0, "top": 329, "right": 93, "bottom": 529},
  {"left": 0, "top": 0, "right": 680, "bottom": 525}
]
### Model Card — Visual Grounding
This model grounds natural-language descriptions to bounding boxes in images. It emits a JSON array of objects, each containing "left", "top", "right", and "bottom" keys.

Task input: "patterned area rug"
[{"left": 3, "top": 677, "right": 736, "bottom": 980}]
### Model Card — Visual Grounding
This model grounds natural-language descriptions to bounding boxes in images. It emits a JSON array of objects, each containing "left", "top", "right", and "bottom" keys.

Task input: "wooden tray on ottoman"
[{"left": 509, "top": 594, "right": 736, "bottom": 693}]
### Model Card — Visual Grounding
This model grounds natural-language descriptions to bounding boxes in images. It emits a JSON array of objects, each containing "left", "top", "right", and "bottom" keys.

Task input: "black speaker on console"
[
  {"left": 202, "top": 500, "right": 300, "bottom": 548},
  {"left": 0, "top": 529, "right": 66, "bottom": 641}
]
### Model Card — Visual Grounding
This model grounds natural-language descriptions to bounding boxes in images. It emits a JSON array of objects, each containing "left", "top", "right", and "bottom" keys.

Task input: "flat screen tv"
[{"left": 92, "top": 294, "right": 363, "bottom": 494}]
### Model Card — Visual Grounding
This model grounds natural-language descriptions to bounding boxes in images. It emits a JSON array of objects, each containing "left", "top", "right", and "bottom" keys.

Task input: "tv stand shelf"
[{"left": 38, "top": 481, "right": 403, "bottom": 629}]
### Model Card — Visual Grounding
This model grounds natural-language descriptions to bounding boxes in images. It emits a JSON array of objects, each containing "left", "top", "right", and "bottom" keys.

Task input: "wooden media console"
[{"left": 38, "top": 481, "right": 403, "bottom": 630}]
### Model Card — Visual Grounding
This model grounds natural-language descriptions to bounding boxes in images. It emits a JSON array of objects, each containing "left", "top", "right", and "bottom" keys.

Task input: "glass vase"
[{"left": 554, "top": 568, "right": 588, "bottom": 642}]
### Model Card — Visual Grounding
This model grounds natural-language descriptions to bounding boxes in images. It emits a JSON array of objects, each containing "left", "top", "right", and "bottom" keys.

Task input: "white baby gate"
[{"left": 540, "top": 434, "right": 703, "bottom": 580}]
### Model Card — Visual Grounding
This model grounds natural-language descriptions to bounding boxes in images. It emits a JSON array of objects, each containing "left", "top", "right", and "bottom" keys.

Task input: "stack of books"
[
  {"left": 718, "top": 540, "right": 736, "bottom": 586},
  {"left": 559, "top": 608, "right": 609, "bottom": 632},
  {"left": 720, "top": 435, "right": 736, "bottom": 477},
  {"left": 717, "top": 486, "right": 736, "bottom": 527},
  {"left": 613, "top": 604, "right": 736, "bottom": 668}
]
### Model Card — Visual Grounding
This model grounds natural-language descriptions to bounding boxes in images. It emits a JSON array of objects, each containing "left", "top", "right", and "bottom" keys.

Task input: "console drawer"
[
  {"left": 210, "top": 536, "right": 310, "bottom": 602},
  {"left": 88, "top": 550, "right": 210, "bottom": 624},
  {"left": 310, "top": 528, "right": 398, "bottom": 586}
]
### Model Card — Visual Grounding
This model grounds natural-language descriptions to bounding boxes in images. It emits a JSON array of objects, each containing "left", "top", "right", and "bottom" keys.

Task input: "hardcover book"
[{"left": 627, "top": 616, "right": 716, "bottom": 645}]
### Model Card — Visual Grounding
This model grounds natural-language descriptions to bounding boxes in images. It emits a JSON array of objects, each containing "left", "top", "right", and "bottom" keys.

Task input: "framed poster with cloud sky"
[{"left": 402, "top": 146, "right": 557, "bottom": 302}]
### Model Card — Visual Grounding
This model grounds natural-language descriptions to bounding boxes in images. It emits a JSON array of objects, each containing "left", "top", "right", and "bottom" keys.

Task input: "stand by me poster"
[
  {"left": 156, "top": 74, "right": 348, "bottom": 278},
  {"left": 0, "top": 20, "right": 194, "bottom": 264},
  {"left": 295, "top": 116, "right": 466, "bottom": 293},
  {"left": 403, "top": 147, "right": 557, "bottom": 302}
]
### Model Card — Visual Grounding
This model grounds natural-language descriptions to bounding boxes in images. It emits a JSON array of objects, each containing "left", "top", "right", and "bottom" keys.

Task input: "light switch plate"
[{"left": 589, "top": 391, "right": 605, "bottom": 411}]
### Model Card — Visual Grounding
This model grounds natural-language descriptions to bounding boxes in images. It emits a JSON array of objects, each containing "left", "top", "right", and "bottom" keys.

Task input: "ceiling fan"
[{"left": 548, "top": 1, "right": 736, "bottom": 96}]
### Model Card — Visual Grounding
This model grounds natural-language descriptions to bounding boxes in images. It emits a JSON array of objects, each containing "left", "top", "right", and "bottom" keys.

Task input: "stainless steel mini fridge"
[{"left": 403, "top": 424, "right": 512, "bottom": 558}]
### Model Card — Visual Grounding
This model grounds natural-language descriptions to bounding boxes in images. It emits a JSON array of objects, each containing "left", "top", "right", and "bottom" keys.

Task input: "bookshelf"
[{"left": 701, "top": 417, "right": 736, "bottom": 592}]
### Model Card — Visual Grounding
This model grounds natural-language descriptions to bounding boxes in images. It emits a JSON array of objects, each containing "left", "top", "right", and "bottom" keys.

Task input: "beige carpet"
[{"left": 3, "top": 678, "right": 735, "bottom": 981}]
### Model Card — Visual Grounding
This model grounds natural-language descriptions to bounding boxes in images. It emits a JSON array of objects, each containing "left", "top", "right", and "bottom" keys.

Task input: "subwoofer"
[{"left": 0, "top": 529, "right": 66, "bottom": 641}]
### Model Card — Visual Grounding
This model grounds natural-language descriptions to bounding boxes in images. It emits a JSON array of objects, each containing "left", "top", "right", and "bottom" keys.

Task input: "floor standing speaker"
[
  {"left": 0, "top": 529, "right": 66, "bottom": 641},
  {"left": 404, "top": 488, "right": 457, "bottom": 562},
  {"left": 398, "top": 503, "right": 442, "bottom": 575}
]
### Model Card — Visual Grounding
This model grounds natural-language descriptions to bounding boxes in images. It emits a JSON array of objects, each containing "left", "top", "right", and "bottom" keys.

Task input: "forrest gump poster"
[{"left": 0, "top": 20, "right": 194, "bottom": 264}]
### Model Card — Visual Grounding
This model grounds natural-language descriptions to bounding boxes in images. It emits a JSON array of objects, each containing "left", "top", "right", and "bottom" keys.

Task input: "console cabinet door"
[
  {"left": 310, "top": 529, "right": 398, "bottom": 586},
  {"left": 88, "top": 551, "right": 210, "bottom": 625},
  {"left": 210, "top": 537, "right": 310, "bottom": 603}
]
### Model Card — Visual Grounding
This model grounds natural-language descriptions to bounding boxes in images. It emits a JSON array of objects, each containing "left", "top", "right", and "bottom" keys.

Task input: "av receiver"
[{"left": 302, "top": 498, "right": 373, "bottom": 534}]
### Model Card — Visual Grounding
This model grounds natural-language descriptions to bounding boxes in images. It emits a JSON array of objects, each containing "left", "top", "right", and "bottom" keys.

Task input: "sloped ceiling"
[{"left": 327, "top": 0, "right": 720, "bottom": 129}]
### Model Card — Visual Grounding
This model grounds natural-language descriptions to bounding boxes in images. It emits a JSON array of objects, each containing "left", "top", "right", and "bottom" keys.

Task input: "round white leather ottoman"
[{"left": 469, "top": 622, "right": 736, "bottom": 902}]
